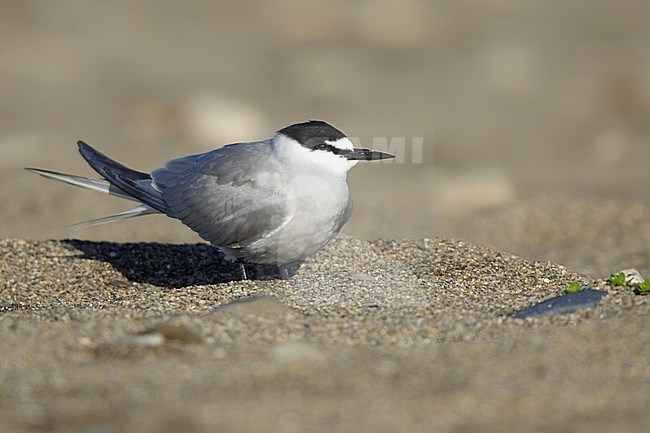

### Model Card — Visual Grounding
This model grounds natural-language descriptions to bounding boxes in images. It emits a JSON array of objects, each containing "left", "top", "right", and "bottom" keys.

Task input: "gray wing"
[{"left": 151, "top": 141, "right": 291, "bottom": 248}]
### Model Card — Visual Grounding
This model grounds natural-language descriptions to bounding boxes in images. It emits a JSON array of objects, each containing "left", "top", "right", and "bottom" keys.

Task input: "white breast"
[{"left": 231, "top": 135, "right": 355, "bottom": 264}]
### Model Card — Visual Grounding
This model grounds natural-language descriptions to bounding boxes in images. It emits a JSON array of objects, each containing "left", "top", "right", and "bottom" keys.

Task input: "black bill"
[{"left": 346, "top": 148, "right": 395, "bottom": 161}]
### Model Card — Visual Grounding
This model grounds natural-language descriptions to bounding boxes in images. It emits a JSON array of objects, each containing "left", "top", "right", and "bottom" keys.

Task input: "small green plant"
[
  {"left": 634, "top": 278, "right": 650, "bottom": 295},
  {"left": 564, "top": 281, "right": 583, "bottom": 294},
  {"left": 607, "top": 272, "right": 627, "bottom": 286}
]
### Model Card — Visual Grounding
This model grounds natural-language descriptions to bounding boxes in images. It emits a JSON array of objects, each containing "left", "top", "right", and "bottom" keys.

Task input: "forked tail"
[{"left": 26, "top": 141, "right": 168, "bottom": 227}]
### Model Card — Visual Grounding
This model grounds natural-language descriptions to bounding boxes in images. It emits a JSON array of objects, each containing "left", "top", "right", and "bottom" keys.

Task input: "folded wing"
[{"left": 151, "top": 141, "right": 291, "bottom": 248}]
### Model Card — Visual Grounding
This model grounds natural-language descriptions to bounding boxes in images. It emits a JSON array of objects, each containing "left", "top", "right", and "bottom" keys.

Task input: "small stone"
[
  {"left": 271, "top": 341, "right": 326, "bottom": 365},
  {"left": 619, "top": 269, "right": 644, "bottom": 286},
  {"left": 508, "top": 289, "right": 607, "bottom": 319},
  {"left": 146, "top": 323, "right": 203, "bottom": 343},
  {"left": 118, "top": 333, "right": 166, "bottom": 347},
  {"left": 212, "top": 296, "right": 292, "bottom": 316},
  {"left": 78, "top": 337, "right": 92, "bottom": 347}
]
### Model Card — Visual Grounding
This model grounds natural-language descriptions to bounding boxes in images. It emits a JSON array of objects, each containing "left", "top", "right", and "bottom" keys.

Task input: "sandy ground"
[
  {"left": 2, "top": 1, "right": 650, "bottom": 432},
  {"left": 1, "top": 237, "right": 649, "bottom": 433}
]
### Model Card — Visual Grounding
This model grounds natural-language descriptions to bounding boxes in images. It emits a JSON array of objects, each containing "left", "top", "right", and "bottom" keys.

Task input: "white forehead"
[{"left": 325, "top": 137, "right": 355, "bottom": 151}]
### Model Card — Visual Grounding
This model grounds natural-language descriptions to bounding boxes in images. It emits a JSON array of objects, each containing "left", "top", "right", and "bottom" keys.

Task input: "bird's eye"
[{"left": 313, "top": 143, "right": 344, "bottom": 155}]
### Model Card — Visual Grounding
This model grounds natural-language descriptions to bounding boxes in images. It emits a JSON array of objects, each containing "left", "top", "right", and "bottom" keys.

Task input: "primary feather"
[
  {"left": 67, "top": 205, "right": 156, "bottom": 229},
  {"left": 24, "top": 168, "right": 136, "bottom": 201}
]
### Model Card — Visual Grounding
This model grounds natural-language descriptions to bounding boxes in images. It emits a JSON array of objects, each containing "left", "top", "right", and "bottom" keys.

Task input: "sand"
[{"left": 1, "top": 237, "right": 648, "bottom": 433}]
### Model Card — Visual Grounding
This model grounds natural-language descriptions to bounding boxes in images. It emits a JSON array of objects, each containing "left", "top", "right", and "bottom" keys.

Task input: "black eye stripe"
[{"left": 313, "top": 143, "right": 349, "bottom": 155}]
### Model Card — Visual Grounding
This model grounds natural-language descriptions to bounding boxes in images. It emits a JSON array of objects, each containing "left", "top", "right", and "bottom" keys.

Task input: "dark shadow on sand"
[{"left": 64, "top": 240, "right": 284, "bottom": 287}]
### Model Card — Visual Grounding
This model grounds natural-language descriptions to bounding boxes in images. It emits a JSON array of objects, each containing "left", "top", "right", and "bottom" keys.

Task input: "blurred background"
[{"left": 2, "top": 0, "right": 650, "bottom": 275}]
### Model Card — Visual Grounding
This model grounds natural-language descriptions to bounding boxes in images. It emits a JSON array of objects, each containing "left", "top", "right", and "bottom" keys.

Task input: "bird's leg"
[
  {"left": 277, "top": 261, "right": 302, "bottom": 280},
  {"left": 279, "top": 265, "right": 290, "bottom": 280},
  {"left": 236, "top": 260, "right": 248, "bottom": 280}
]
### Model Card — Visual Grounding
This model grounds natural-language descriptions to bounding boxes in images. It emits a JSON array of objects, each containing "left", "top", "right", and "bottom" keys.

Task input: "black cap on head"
[{"left": 277, "top": 120, "right": 346, "bottom": 149}]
